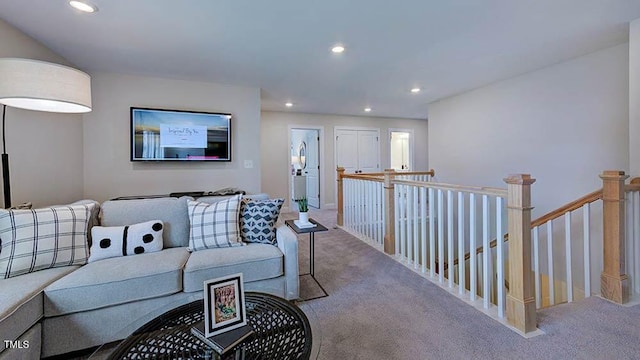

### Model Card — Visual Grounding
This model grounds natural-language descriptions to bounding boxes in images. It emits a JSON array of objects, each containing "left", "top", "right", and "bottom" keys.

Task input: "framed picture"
[{"left": 203, "top": 273, "right": 247, "bottom": 337}]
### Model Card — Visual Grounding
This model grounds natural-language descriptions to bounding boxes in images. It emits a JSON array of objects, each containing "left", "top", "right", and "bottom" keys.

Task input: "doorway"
[
  {"left": 389, "top": 129, "right": 414, "bottom": 171},
  {"left": 335, "top": 127, "right": 380, "bottom": 174},
  {"left": 290, "top": 128, "right": 321, "bottom": 209}
]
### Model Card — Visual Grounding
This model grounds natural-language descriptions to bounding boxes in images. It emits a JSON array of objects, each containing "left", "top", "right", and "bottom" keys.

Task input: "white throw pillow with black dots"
[{"left": 89, "top": 220, "right": 164, "bottom": 263}]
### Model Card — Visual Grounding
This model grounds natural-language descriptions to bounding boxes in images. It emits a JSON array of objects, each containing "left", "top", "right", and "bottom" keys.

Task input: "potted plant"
[{"left": 295, "top": 197, "right": 309, "bottom": 223}]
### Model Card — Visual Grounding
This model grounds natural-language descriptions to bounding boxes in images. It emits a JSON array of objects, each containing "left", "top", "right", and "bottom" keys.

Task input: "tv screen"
[{"left": 130, "top": 107, "right": 231, "bottom": 162}]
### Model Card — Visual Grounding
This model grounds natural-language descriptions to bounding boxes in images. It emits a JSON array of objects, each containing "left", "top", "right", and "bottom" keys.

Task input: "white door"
[
  {"left": 390, "top": 130, "right": 413, "bottom": 171},
  {"left": 335, "top": 128, "right": 380, "bottom": 174},
  {"left": 304, "top": 130, "right": 320, "bottom": 209},
  {"left": 336, "top": 129, "right": 359, "bottom": 174},
  {"left": 357, "top": 130, "right": 379, "bottom": 173}
]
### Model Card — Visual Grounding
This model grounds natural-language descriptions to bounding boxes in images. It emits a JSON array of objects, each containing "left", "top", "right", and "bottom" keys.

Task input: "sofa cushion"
[
  {"left": 89, "top": 220, "right": 164, "bottom": 263},
  {"left": 44, "top": 247, "right": 190, "bottom": 316},
  {"left": 0, "top": 204, "right": 94, "bottom": 279},
  {"left": 183, "top": 243, "right": 283, "bottom": 293},
  {"left": 0, "top": 266, "right": 78, "bottom": 354},
  {"left": 100, "top": 197, "right": 190, "bottom": 248},
  {"left": 188, "top": 195, "right": 243, "bottom": 250},
  {"left": 240, "top": 198, "right": 284, "bottom": 245}
]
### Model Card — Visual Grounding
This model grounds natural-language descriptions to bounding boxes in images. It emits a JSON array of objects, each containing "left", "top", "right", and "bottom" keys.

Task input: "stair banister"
[
  {"left": 337, "top": 167, "right": 345, "bottom": 226},
  {"left": 504, "top": 174, "right": 537, "bottom": 334},
  {"left": 384, "top": 169, "right": 396, "bottom": 254},
  {"left": 600, "top": 170, "right": 630, "bottom": 304}
]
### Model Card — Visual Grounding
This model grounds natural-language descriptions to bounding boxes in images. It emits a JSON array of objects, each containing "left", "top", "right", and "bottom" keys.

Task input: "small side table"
[{"left": 285, "top": 218, "right": 328, "bottom": 300}]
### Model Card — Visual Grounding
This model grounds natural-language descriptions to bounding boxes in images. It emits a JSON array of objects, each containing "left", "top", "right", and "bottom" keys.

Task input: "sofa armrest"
[{"left": 276, "top": 225, "right": 299, "bottom": 300}]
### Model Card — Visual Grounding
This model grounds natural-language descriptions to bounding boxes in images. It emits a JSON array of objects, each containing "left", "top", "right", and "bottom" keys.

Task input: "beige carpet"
[{"left": 283, "top": 208, "right": 640, "bottom": 360}]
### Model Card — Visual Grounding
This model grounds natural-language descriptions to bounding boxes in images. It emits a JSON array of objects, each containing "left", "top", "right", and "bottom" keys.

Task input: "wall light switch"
[{"left": 244, "top": 160, "right": 254, "bottom": 169}]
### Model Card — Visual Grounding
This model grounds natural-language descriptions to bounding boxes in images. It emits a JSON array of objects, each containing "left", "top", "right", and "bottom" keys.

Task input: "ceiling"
[{"left": 1, "top": 0, "right": 640, "bottom": 119}]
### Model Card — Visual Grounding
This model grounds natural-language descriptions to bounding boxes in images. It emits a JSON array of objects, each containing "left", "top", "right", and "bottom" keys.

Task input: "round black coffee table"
[{"left": 107, "top": 292, "right": 312, "bottom": 359}]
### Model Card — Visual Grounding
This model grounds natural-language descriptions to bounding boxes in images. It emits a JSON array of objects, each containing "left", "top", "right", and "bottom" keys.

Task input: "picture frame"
[{"left": 203, "top": 273, "right": 247, "bottom": 337}]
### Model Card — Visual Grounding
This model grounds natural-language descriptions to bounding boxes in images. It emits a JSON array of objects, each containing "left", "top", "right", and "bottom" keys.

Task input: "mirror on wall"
[{"left": 298, "top": 141, "right": 307, "bottom": 169}]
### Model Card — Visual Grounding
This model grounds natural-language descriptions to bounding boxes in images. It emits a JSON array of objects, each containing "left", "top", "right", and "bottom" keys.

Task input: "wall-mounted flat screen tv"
[{"left": 130, "top": 107, "right": 232, "bottom": 162}]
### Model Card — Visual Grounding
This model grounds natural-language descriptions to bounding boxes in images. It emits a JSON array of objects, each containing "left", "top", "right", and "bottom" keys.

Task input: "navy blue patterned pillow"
[{"left": 239, "top": 198, "right": 284, "bottom": 245}]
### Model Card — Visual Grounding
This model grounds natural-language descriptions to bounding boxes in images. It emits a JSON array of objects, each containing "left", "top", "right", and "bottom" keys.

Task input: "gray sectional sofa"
[{"left": 0, "top": 194, "right": 299, "bottom": 359}]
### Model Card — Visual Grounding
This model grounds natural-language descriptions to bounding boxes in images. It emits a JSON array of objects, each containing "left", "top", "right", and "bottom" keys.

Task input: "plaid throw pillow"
[
  {"left": 0, "top": 204, "right": 94, "bottom": 279},
  {"left": 240, "top": 198, "right": 284, "bottom": 245},
  {"left": 188, "top": 195, "right": 243, "bottom": 251}
]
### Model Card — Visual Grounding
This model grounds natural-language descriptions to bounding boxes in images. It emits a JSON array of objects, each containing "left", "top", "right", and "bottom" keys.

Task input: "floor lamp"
[{"left": 0, "top": 58, "right": 92, "bottom": 208}]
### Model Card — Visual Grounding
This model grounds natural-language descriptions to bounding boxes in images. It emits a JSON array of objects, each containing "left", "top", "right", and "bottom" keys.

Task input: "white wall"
[
  {"left": 83, "top": 73, "right": 261, "bottom": 202},
  {"left": 428, "top": 44, "right": 629, "bottom": 217},
  {"left": 261, "top": 111, "right": 428, "bottom": 209},
  {"left": 630, "top": 19, "right": 640, "bottom": 176},
  {"left": 0, "top": 19, "right": 84, "bottom": 207}
]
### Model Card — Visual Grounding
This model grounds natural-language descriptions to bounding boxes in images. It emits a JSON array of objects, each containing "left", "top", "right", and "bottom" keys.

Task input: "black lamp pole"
[{"left": 2, "top": 105, "right": 10, "bottom": 208}]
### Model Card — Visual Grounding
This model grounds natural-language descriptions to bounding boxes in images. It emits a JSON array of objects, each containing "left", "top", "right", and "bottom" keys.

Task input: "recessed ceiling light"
[
  {"left": 69, "top": 0, "right": 98, "bottom": 13},
  {"left": 410, "top": 87, "right": 421, "bottom": 93},
  {"left": 364, "top": 107, "right": 372, "bottom": 112},
  {"left": 285, "top": 102, "right": 293, "bottom": 108},
  {"left": 331, "top": 45, "right": 345, "bottom": 53}
]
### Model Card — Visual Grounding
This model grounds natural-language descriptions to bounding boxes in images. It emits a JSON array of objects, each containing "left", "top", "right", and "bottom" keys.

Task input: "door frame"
[
  {"left": 388, "top": 128, "right": 415, "bottom": 171},
  {"left": 333, "top": 126, "right": 381, "bottom": 206},
  {"left": 288, "top": 125, "right": 324, "bottom": 211}
]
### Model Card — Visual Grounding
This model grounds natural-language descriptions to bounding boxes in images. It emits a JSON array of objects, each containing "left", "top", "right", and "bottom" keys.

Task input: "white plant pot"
[{"left": 299, "top": 211, "right": 309, "bottom": 224}]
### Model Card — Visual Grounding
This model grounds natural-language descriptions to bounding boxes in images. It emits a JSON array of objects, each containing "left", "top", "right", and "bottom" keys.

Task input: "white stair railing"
[
  {"left": 625, "top": 185, "right": 640, "bottom": 297},
  {"left": 394, "top": 179, "right": 508, "bottom": 317},
  {"left": 343, "top": 176, "right": 385, "bottom": 246},
  {"left": 529, "top": 190, "right": 602, "bottom": 309}
]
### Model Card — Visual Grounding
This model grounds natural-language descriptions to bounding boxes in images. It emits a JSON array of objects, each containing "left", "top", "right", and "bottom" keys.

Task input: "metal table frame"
[{"left": 285, "top": 218, "right": 329, "bottom": 301}]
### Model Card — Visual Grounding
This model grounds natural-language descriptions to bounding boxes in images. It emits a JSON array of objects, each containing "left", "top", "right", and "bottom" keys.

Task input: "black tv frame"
[{"left": 130, "top": 107, "right": 232, "bottom": 162}]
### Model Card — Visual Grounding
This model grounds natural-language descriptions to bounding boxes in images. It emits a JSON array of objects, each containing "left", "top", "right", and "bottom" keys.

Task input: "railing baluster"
[
  {"left": 458, "top": 191, "right": 465, "bottom": 295},
  {"left": 482, "top": 194, "right": 490, "bottom": 309},
  {"left": 496, "top": 196, "right": 504, "bottom": 318},
  {"left": 394, "top": 185, "right": 400, "bottom": 256},
  {"left": 470, "top": 193, "right": 476, "bottom": 301},
  {"left": 583, "top": 203, "right": 590, "bottom": 298},
  {"left": 413, "top": 186, "right": 420, "bottom": 268},
  {"left": 367, "top": 181, "right": 373, "bottom": 240},
  {"left": 379, "top": 182, "right": 384, "bottom": 244},
  {"left": 407, "top": 186, "right": 414, "bottom": 265},
  {"left": 447, "top": 190, "right": 454, "bottom": 287},
  {"left": 421, "top": 187, "right": 427, "bottom": 273},
  {"left": 359, "top": 180, "right": 365, "bottom": 236},
  {"left": 533, "top": 226, "right": 541, "bottom": 309},
  {"left": 438, "top": 189, "right": 445, "bottom": 283},
  {"left": 399, "top": 185, "right": 406, "bottom": 261},
  {"left": 354, "top": 180, "right": 360, "bottom": 234},
  {"left": 635, "top": 191, "right": 640, "bottom": 294},
  {"left": 547, "top": 221, "right": 555, "bottom": 306},
  {"left": 345, "top": 179, "right": 351, "bottom": 230},
  {"left": 373, "top": 181, "right": 377, "bottom": 243},
  {"left": 565, "top": 211, "right": 573, "bottom": 303},
  {"left": 625, "top": 192, "right": 633, "bottom": 295},
  {"left": 429, "top": 188, "right": 436, "bottom": 277}
]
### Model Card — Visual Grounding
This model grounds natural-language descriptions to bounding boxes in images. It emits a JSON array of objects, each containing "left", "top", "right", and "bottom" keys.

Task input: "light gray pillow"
[{"left": 100, "top": 197, "right": 190, "bottom": 248}]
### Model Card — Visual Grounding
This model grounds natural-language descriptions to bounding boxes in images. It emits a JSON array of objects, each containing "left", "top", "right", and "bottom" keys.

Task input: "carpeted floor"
[{"left": 286, "top": 208, "right": 640, "bottom": 360}]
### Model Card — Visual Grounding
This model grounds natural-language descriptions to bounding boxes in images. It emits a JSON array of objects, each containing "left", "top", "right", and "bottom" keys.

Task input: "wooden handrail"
[
  {"left": 453, "top": 187, "right": 603, "bottom": 267},
  {"left": 341, "top": 174, "right": 384, "bottom": 182},
  {"left": 347, "top": 169, "right": 435, "bottom": 177},
  {"left": 392, "top": 179, "right": 508, "bottom": 197},
  {"left": 531, "top": 188, "right": 602, "bottom": 228}
]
